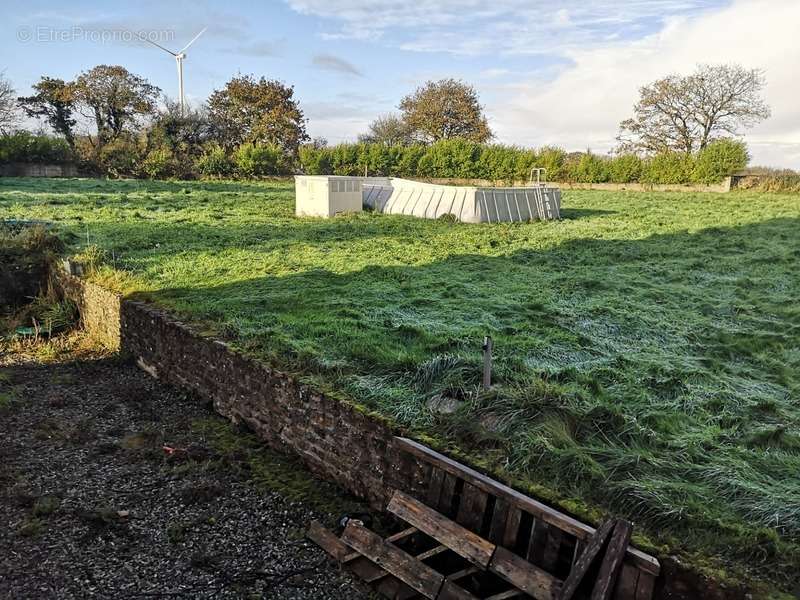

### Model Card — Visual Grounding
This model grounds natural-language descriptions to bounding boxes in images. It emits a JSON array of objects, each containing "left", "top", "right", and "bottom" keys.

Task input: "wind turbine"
[{"left": 138, "top": 27, "right": 206, "bottom": 116}]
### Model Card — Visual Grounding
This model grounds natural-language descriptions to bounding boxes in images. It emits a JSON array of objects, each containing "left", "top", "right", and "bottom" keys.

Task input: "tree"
[
  {"left": 618, "top": 64, "right": 770, "bottom": 154},
  {"left": 207, "top": 75, "right": 308, "bottom": 154},
  {"left": 0, "top": 72, "right": 20, "bottom": 135},
  {"left": 399, "top": 79, "right": 492, "bottom": 144},
  {"left": 18, "top": 77, "right": 77, "bottom": 148},
  {"left": 358, "top": 113, "right": 412, "bottom": 145},
  {"left": 73, "top": 65, "right": 160, "bottom": 148}
]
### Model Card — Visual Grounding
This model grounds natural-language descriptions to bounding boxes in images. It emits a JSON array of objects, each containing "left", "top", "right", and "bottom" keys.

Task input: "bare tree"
[
  {"left": 358, "top": 113, "right": 413, "bottom": 145},
  {"left": 618, "top": 64, "right": 770, "bottom": 154},
  {"left": 399, "top": 79, "right": 492, "bottom": 144},
  {"left": 0, "top": 72, "right": 20, "bottom": 134}
]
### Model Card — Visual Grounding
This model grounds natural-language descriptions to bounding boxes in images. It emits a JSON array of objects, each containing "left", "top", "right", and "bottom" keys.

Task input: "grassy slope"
[{"left": 2, "top": 177, "right": 799, "bottom": 591}]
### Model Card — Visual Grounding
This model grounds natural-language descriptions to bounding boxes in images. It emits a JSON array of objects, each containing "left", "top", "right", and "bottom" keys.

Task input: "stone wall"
[
  {"left": 0, "top": 162, "right": 79, "bottom": 177},
  {"left": 58, "top": 271, "right": 426, "bottom": 509}
]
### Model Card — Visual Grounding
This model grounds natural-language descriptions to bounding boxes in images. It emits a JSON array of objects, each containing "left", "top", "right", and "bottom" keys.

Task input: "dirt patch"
[{"left": 0, "top": 345, "right": 372, "bottom": 599}]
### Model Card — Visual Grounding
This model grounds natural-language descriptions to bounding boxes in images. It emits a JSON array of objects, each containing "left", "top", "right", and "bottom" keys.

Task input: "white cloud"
[
  {"left": 488, "top": 0, "right": 800, "bottom": 167},
  {"left": 285, "top": 0, "right": 719, "bottom": 54}
]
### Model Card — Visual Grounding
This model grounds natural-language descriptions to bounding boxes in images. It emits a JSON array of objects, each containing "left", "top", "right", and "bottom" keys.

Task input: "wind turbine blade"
[
  {"left": 179, "top": 27, "right": 207, "bottom": 53},
  {"left": 134, "top": 31, "right": 177, "bottom": 56}
]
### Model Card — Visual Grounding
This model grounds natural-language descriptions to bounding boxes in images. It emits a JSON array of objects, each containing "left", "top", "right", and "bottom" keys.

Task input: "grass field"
[{"left": 2, "top": 177, "right": 799, "bottom": 592}]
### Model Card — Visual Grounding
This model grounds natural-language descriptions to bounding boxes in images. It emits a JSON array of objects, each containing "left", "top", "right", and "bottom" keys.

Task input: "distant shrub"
[
  {"left": 196, "top": 143, "right": 235, "bottom": 178},
  {"left": 735, "top": 168, "right": 800, "bottom": 193},
  {"left": 536, "top": 146, "right": 568, "bottom": 182},
  {"left": 417, "top": 139, "right": 481, "bottom": 178},
  {"left": 642, "top": 152, "right": 696, "bottom": 184},
  {"left": 609, "top": 154, "right": 644, "bottom": 183},
  {"left": 298, "top": 144, "right": 331, "bottom": 175},
  {"left": 693, "top": 138, "right": 749, "bottom": 184},
  {"left": 141, "top": 147, "right": 175, "bottom": 179},
  {"left": 478, "top": 145, "right": 533, "bottom": 182},
  {"left": 233, "top": 143, "right": 285, "bottom": 177},
  {"left": 573, "top": 152, "right": 611, "bottom": 183},
  {"left": 0, "top": 132, "right": 73, "bottom": 164},
  {"left": 96, "top": 136, "right": 141, "bottom": 178}
]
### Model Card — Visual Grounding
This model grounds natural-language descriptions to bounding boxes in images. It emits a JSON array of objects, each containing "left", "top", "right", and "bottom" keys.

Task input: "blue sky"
[{"left": 3, "top": 0, "right": 799, "bottom": 166}]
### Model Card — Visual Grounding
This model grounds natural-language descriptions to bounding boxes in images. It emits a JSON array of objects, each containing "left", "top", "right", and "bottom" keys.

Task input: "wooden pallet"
[
  {"left": 394, "top": 437, "right": 659, "bottom": 600},
  {"left": 310, "top": 485, "right": 654, "bottom": 600}
]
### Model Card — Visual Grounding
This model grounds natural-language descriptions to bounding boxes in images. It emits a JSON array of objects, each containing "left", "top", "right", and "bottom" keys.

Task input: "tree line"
[{"left": 0, "top": 63, "right": 775, "bottom": 184}]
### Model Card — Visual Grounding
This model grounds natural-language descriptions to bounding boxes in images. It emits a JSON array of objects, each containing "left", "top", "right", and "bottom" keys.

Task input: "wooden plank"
[
  {"left": 439, "top": 472, "right": 459, "bottom": 516},
  {"left": 427, "top": 466, "right": 446, "bottom": 508},
  {"left": 395, "top": 437, "right": 660, "bottom": 576},
  {"left": 488, "top": 498, "right": 510, "bottom": 544},
  {"left": 341, "top": 521, "right": 444, "bottom": 599},
  {"left": 387, "top": 527, "right": 419, "bottom": 544},
  {"left": 590, "top": 520, "right": 633, "bottom": 600},
  {"left": 446, "top": 566, "right": 480, "bottom": 581},
  {"left": 527, "top": 520, "right": 548, "bottom": 565},
  {"left": 542, "top": 526, "right": 565, "bottom": 572},
  {"left": 439, "top": 580, "right": 480, "bottom": 600},
  {"left": 374, "top": 575, "right": 419, "bottom": 600},
  {"left": 387, "top": 490, "right": 496, "bottom": 569},
  {"left": 456, "top": 482, "right": 489, "bottom": 531},
  {"left": 488, "top": 546, "right": 561, "bottom": 600},
  {"left": 307, "top": 520, "right": 349, "bottom": 561},
  {"left": 416, "top": 544, "right": 448, "bottom": 561},
  {"left": 503, "top": 506, "right": 523, "bottom": 549},
  {"left": 634, "top": 572, "right": 655, "bottom": 600},
  {"left": 558, "top": 518, "right": 616, "bottom": 600},
  {"left": 614, "top": 563, "right": 640, "bottom": 600},
  {"left": 485, "top": 591, "right": 524, "bottom": 600}
]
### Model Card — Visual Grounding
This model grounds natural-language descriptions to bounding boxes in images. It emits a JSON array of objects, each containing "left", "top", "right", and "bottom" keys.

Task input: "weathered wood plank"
[
  {"left": 427, "top": 466, "right": 446, "bottom": 508},
  {"left": 634, "top": 572, "right": 656, "bottom": 600},
  {"left": 558, "top": 518, "right": 616, "bottom": 600},
  {"left": 488, "top": 546, "right": 561, "bottom": 600},
  {"left": 387, "top": 490, "right": 496, "bottom": 569},
  {"left": 456, "top": 482, "right": 489, "bottom": 531},
  {"left": 374, "top": 575, "right": 419, "bottom": 600},
  {"left": 503, "top": 506, "right": 523, "bottom": 549},
  {"left": 614, "top": 563, "right": 640, "bottom": 600},
  {"left": 590, "top": 520, "right": 633, "bottom": 600},
  {"left": 542, "top": 526, "right": 565, "bottom": 572},
  {"left": 341, "top": 521, "right": 444, "bottom": 599},
  {"left": 395, "top": 437, "right": 660, "bottom": 576},
  {"left": 415, "top": 544, "right": 448, "bottom": 561},
  {"left": 485, "top": 591, "right": 524, "bottom": 600},
  {"left": 439, "top": 472, "right": 459, "bottom": 517},
  {"left": 488, "top": 498, "right": 510, "bottom": 544},
  {"left": 387, "top": 527, "right": 419, "bottom": 544},
  {"left": 439, "top": 579, "right": 480, "bottom": 600},
  {"left": 307, "top": 520, "right": 349, "bottom": 561}
]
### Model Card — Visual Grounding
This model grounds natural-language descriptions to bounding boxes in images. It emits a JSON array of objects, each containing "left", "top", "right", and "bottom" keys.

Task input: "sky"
[{"left": 3, "top": 0, "right": 799, "bottom": 168}]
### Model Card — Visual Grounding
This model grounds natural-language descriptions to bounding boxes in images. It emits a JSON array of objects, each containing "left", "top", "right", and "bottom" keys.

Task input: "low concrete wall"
[{"left": 0, "top": 162, "right": 79, "bottom": 177}]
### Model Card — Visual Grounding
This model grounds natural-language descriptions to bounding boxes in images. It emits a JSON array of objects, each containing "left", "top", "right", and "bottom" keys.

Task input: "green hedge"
[
  {"left": 297, "top": 139, "right": 747, "bottom": 185},
  {"left": 0, "top": 132, "right": 74, "bottom": 164}
]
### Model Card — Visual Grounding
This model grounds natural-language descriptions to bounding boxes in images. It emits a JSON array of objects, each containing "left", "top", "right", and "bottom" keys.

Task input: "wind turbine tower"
[{"left": 138, "top": 27, "right": 206, "bottom": 115}]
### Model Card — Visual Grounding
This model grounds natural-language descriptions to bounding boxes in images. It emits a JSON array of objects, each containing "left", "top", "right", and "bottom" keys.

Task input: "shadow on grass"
[{"left": 559, "top": 207, "right": 616, "bottom": 219}]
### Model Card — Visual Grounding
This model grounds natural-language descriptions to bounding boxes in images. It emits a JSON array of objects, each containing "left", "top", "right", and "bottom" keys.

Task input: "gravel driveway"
[{"left": 0, "top": 351, "right": 373, "bottom": 599}]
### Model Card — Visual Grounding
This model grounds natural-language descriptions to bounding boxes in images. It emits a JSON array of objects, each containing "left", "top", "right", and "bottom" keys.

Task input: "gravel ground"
[{"left": 0, "top": 350, "right": 373, "bottom": 599}]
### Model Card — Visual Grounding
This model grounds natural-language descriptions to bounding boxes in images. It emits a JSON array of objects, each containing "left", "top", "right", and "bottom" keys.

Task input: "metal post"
[{"left": 482, "top": 336, "right": 493, "bottom": 390}]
